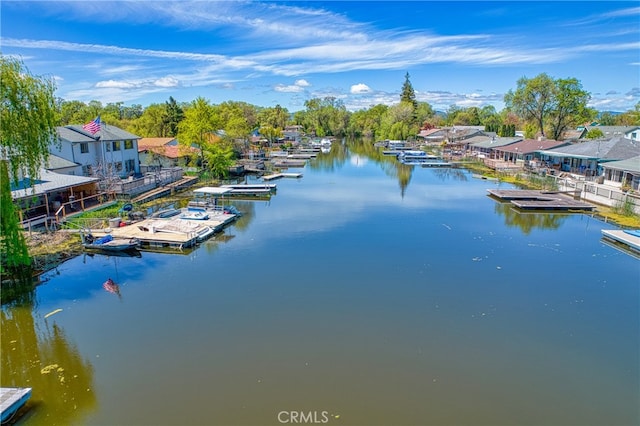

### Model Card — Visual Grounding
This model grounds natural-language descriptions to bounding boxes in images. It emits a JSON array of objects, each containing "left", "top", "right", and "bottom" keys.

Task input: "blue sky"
[{"left": 2, "top": 1, "right": 639, "bottom": 113}]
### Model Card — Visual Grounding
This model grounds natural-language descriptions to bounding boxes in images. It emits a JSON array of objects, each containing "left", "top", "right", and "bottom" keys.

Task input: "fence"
[
  {"left": 551, "top": 176, "right": 640, "bottom": 214},
  {"left": 101, "top": 168, "right": 184, "bottom": 197}
]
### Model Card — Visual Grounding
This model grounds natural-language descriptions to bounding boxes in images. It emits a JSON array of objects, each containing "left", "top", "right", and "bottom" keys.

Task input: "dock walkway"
[
  {"left": 487, "top": 189, "right": 595, "bottom": 211},
  {"left": 263, "top": 173, "right": 303, "bottom": 181}
]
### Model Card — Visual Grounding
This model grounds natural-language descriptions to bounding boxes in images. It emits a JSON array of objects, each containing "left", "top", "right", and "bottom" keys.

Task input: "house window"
[
  {"left": 105, "top": 142, "right": 111, "bottom": 152},
  {"left": 80, "top": 142, "right": 89, "bottom": 153},
  {"left": 115, "top": 162, "right": 123, "bottom": 172},
  {"left": 112, "top": 141, "right": 121, "bottom": 151},
  {"left": 124, "top": 140, "right": 133, "bottom": 150},
  {"left": 125, "top": 159, "right": 136, "bottom": 173}
]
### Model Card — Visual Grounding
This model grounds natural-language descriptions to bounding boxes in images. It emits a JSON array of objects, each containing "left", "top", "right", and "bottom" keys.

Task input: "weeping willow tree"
[{"left": 1, "top": 56, "right": 58, "bottom": 293}]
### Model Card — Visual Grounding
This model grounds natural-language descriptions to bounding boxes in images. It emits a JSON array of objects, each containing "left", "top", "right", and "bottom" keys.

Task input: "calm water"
[{"left": 2, "top": 142, "right": 639, "bottom": 426}]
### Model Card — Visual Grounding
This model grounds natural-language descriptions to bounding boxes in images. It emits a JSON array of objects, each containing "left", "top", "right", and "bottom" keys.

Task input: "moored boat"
[{"left": 81, "top": 233, "right": 140, "bottom": 252}]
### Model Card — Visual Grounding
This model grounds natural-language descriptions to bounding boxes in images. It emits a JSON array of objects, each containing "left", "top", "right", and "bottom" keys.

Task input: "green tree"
[
  {"left": 130, "top": 103, "right": 167, "bottom": 137},
  {"left": 400, "top": 72, "right": 418, "bottom": 110},
  {"left": 504, "top": 73, "right": 591, "bottom": 140},
  {"left": 257, "top": 104, "right": 289, "bottom": 130},
  {"left": 614, "top": 102, "right": 640, "bottom": 125},
  {"left": 1, "top": 56, "right": 58, "bottom": 281},
  {"left": 547, "top": 78, "right": 592, "bottom": 141},
  {"left": 163, "top": 96, "right": 184, "bottom": 137},
  {"left": 585, "top": 128, "right": 604, "bottom": 139},
  {"left": 177, "top": 97, "right": 221, "bottom": 169}
]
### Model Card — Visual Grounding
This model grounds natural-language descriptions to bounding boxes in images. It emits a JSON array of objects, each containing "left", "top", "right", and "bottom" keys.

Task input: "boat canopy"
[{"left": 193, "top": 187, "right": 233, "bottom": 195}]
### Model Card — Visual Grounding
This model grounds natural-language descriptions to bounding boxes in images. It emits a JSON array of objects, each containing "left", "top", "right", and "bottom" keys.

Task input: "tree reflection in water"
[
  {"left": 494, "top": 201, "right": 569, "bottom": 234},
  {"left": 1, "top": 307, "right": 96, "bottom": 424}
]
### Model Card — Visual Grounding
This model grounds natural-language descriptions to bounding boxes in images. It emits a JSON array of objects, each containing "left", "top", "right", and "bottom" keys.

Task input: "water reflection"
[
  {"left": 493, "top": 201, "right": 568, "bottom": 234},
  {"left": 1, "top": 307, "right": 96, "bottom": 425}
]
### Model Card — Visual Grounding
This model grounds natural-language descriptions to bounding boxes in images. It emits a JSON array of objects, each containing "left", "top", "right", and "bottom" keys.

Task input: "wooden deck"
[
  {"left": 1, "top": 387, "right": 32, "bottom": 423},
  {"left": 131, "top": 176, "right": 199, "bottom": 204},
  {"left": 487, "top": 189, "right": 595, "bottom": 211},
  {"left": 90, "top": 211, "right": 237, "bottom": 250}
]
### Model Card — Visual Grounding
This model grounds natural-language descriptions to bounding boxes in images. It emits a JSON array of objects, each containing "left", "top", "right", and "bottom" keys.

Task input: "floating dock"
[
  {"left": 487, "top": 189, "right": 595, "bottom": 211},
  {"left": 91, "top": 211, "right": 237, "bottom": 250},
  {"left": 601, "top": 229, "right": 640, "bottom": 257},
  {"left": 1, "top": 387, "right": 32, "bottom": 423},
  {"left": 263, "top": 172, "right": 303, "bottom": 180}
]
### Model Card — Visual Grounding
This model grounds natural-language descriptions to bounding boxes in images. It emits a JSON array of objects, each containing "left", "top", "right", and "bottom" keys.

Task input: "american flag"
[{"left": 83, "top": 115, "right": 101, "bottom": 134}]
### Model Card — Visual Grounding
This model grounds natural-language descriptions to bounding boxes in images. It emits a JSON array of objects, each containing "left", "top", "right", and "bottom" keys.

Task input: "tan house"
[{"left": 138, "top": 137, "right": 199, "bottom": 170}]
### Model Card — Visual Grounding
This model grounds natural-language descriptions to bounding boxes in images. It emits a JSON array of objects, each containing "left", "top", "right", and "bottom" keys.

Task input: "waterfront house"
[
  {"left": 10, "top": 166, "right": 99, "bottom": 227},
  {"left": 51, "top": 123, "right": 141, "bottom": 178},
  {"left": 491, "top": 139, "right": 569, "bottom": 169},
  {"left": 417, "top": 128, "right": 445, "bottom": 143},
  {"left": 601, "top": 155, "right": 640, "bottom": 191},
  {"left": 536, "top": 137, "right": 640, "bottom": 177},
  {"left": 283, "top": 125, "right": 304, "bottom": 143},
  {"left": 467, "top": 136, "right": 522, "bottom": 159}
]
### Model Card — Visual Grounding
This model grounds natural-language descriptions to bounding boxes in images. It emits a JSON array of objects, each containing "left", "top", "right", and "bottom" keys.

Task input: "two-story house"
[{"left": 51, "top": 123, "right": 141, "bottom": 178}]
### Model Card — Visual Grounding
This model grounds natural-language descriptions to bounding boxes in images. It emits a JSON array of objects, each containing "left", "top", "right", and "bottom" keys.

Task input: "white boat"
[
  {"left": 398, "top": 150, "right": 427, "bottom": 158},
  {"left": 179, "top": 209, "right": 210, "bottom": 220}
]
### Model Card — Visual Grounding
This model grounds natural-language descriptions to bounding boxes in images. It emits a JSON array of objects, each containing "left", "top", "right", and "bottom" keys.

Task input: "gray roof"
[
  {"left": 57, "top": 126, "right": 95, "bottom": 143},
  {"left": 468, "top": 136, "right": 522, "bottom": 149},
  {"left": 64, "top": 122, "right": 140, "bottom": 142},
  {"left": 11, "top": 168, "right": 98, "bottom": 199},
  {"left": 46, "top": 153, "right": 78, "bottom": 170},
  {"left": 601, "top": 156, "right": 640, "bottom": 173},
  {"left": 539, "top": 137, "right": 640, "bottom": 160},
  {"left": 584, "top": 125, "right": 640, "bottom": 136}
]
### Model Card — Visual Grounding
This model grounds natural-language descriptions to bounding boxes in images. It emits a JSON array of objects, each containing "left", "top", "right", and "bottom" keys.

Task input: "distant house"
[
  {"left": 283, "top": 125, "right": 304, "bottom": 143},
  {"left": 137, "top": 137, "right": 196, "bottom": 169},
  {"left": 560, "top": 128, "right": 588, "bottom": 141},
  {"left": 582, "top": 125, "right": 640, "bottom": 141},
  {"left": 51, "top": 123, "right": 141, "bottom": 178},
  {"left": 537, "top": 137, "right": 640, "bottom": 176},
  {"left": 417, "top": 128, "right": 445, "bottom": 143}
]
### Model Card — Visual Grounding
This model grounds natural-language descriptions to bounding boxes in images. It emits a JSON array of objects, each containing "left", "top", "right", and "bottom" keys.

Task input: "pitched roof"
[
  {"left": 138, "top": 137, "right": 177, "bottom": 150},
  {"left": 45, "top": 153, "right": 78, "bottom": 170},
  {"left": 468, "top": 136, "right": 522, "bottom": 149},
  {"left": 539, "top": 137, "right": 640, "bottom": 160},
  {"left": 584, "top": 125, "right": 640, "bottom": 136},
  {"left": 141, "top": 145, "right": 199, "bottom": 159},
  {"left": 11, "top": 168, "right": 98, "bottom": 199},
  {"left": 63, "top": 122, "right": 140, "bottom": 142},
  {"left": 601, "top": 155, "right": 640, "bottom": 173},
  {"left": 56, "top": 126, "right": 95, "bottom": 143},
  {"left": 495, "top": 139, "right": 567, "bottom": 154}
]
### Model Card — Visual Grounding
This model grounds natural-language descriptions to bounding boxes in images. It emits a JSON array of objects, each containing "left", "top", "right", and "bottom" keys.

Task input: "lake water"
[{"left": 2, "top": 142, "right": 639, "bottom": 426}]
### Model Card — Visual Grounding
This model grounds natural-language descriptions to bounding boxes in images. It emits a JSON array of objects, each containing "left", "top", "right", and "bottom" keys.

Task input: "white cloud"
[
  {"left": 96, "top": 80, "right": 136, "bottom": 89},
  {"left": 274, "top": 79, "right": 311, "bottom": 93},
  {"left": 351, "top": 83, "right": 371, "bottom": 94},
  {"left": 154, "top": 76, "right": 179, "bottom": 88}
]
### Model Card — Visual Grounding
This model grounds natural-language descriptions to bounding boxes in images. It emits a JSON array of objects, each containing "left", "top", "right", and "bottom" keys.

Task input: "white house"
[{"left": 51, "top": 123, "right": 141, "bottom": 178}]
